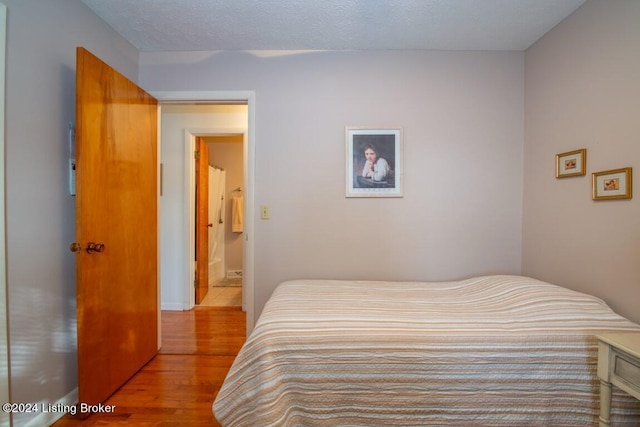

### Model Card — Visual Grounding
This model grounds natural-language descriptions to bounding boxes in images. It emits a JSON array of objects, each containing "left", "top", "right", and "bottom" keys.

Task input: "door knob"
[
  {"left": 70, "top": 243, "right": 82, "bottom": 253},
  {"left": 86, "top": 242, "right": 105, "bottom": 254}
]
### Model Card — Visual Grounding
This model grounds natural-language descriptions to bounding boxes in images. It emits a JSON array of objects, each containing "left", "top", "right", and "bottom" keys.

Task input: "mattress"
[{"left": 213, "top": 275, "right": 640, "bottom": 426}]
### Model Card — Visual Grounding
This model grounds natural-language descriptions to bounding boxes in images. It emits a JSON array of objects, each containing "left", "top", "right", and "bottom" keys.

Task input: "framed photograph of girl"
[{"left": 345, "top": 127, "right": 403, "bottom": 198}]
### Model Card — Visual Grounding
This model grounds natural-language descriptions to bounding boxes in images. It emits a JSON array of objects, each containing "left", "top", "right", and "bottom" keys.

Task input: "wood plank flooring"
[{"left": 52, "top": 307, "right": 246, "bottom": 426}]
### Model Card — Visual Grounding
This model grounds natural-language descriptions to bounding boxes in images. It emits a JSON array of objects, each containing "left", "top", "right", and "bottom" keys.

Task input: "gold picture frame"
[
  {"left": 592, "top": 167, "right": 632, "bottom": 200},
  {"left": 556, "top": 149, "right": 586, "bottom": 178}
]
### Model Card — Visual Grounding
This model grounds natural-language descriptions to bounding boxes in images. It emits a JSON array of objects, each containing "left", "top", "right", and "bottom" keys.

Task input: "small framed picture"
[
  {"left": 346, "top": 127, "right": 402, "bottom": 197},
  {"left": 592, "top": 167, "right": 632, "bottom": 200},
  {"left": 556, "top": 149, "right": 586, "bottom": 178}
]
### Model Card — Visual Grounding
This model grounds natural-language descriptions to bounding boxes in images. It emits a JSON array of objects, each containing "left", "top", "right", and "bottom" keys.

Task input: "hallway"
[{"left": 52, "top": 307, "right": 246, "bottom": 426}]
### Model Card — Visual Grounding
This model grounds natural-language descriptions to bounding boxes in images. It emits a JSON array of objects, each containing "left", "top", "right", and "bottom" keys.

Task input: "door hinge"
[
  {"left": 194, "top": 150, "right": 200, "bottom": 160},
  {"left": 194, "top": 278, "right": 197, "bottom": 288}
]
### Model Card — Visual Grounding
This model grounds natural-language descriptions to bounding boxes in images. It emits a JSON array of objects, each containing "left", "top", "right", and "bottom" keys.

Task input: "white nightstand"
[{"left": 597, "top": 333, "right": 640, "bottom": 427}]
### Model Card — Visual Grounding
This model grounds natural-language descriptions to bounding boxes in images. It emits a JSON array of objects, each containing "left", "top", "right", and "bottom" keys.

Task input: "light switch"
[{"left": 260, "top": 205, "right": 270, "bottom": 220}]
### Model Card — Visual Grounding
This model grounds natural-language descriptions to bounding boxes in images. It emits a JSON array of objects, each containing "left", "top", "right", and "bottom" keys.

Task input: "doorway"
[
  {"left": 197, "top": 134, "right": 244, "bottom": 308},
  {"left": 155, "top": 91, "right": 256, "bottom": 334}
]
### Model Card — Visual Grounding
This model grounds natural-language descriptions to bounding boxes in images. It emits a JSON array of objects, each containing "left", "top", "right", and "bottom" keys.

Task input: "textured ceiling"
[{"left": 81, "top": 0, "right": 587, "bottom": 52}]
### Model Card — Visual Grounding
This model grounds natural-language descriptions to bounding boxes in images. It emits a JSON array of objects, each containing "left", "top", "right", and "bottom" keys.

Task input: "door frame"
[{"left": 153, "top": 91, "right": 255, "bottom": 333}]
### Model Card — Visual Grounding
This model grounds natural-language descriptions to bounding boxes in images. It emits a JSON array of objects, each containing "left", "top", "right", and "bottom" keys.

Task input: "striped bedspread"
[{"left": 213, "top": 275, "right": 640, "bottom": 426}]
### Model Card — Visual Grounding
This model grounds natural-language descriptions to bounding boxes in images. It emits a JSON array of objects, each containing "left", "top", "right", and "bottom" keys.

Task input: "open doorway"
[
  {"left": 196, "top": 134, "right": 244, "bottom": 308},
  {"left": 155, "top": 91, "right": 255, "bottom": 333}
]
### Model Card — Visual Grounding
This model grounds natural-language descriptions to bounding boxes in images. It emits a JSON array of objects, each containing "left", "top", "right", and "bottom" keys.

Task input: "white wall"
[
  {"left": 523, "top": 0, "right": 640, "bottom": 324},
  {"left": 160, "top": 105, "right": 247, "bottom": 310},
  {"left": 141, "top": 50, "right": 525, "bottom": 320},
  {"left": 3, "top": 1, "right": 139, "bottom": 425}
]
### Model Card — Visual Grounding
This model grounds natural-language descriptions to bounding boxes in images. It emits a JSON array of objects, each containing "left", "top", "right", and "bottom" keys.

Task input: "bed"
[{"left": 213, "top": 275, "right": 640, "bottom": 426}]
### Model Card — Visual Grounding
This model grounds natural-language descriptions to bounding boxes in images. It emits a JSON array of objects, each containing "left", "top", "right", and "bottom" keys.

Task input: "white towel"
[{"left": 231, "top": 196, "right": 243, "bottom": 233}]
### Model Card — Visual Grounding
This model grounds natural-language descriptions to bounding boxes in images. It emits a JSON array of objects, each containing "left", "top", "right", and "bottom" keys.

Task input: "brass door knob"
[
  {"left": 70, "top": 242, "right": 82, "bottom": 253},
  {"left": 86, "top": 242, "right": 105, "bottom": 254}
]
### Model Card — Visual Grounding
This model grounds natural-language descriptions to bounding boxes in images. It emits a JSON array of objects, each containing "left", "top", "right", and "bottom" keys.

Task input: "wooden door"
[
  {"left": 195, "top": 137, "right": 209, "bottom": 304},
  {"left": 75, "top": 47, "right": 158, "bottom": 406}
]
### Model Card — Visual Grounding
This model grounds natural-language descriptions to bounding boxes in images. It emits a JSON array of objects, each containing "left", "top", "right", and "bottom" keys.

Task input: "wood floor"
[{"left": 52, "top": 306, "right": 246, "bottom": 426}]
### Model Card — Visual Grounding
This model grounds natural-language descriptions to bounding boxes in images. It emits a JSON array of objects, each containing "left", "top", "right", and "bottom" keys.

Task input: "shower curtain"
[{"left": 208, "top": 166, "right": 225, "bottom": 281}]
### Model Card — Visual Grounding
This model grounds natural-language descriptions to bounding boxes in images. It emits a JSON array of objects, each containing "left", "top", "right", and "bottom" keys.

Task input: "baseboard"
[
  {"left": 226, "top": 270, "right": 243, "bottom": 278},
  {"left": 161, "top": 302, "right": 189, "bottom": 310},
  {"left": 23, "top": 388, "right": 78, "bottom": 427}
]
